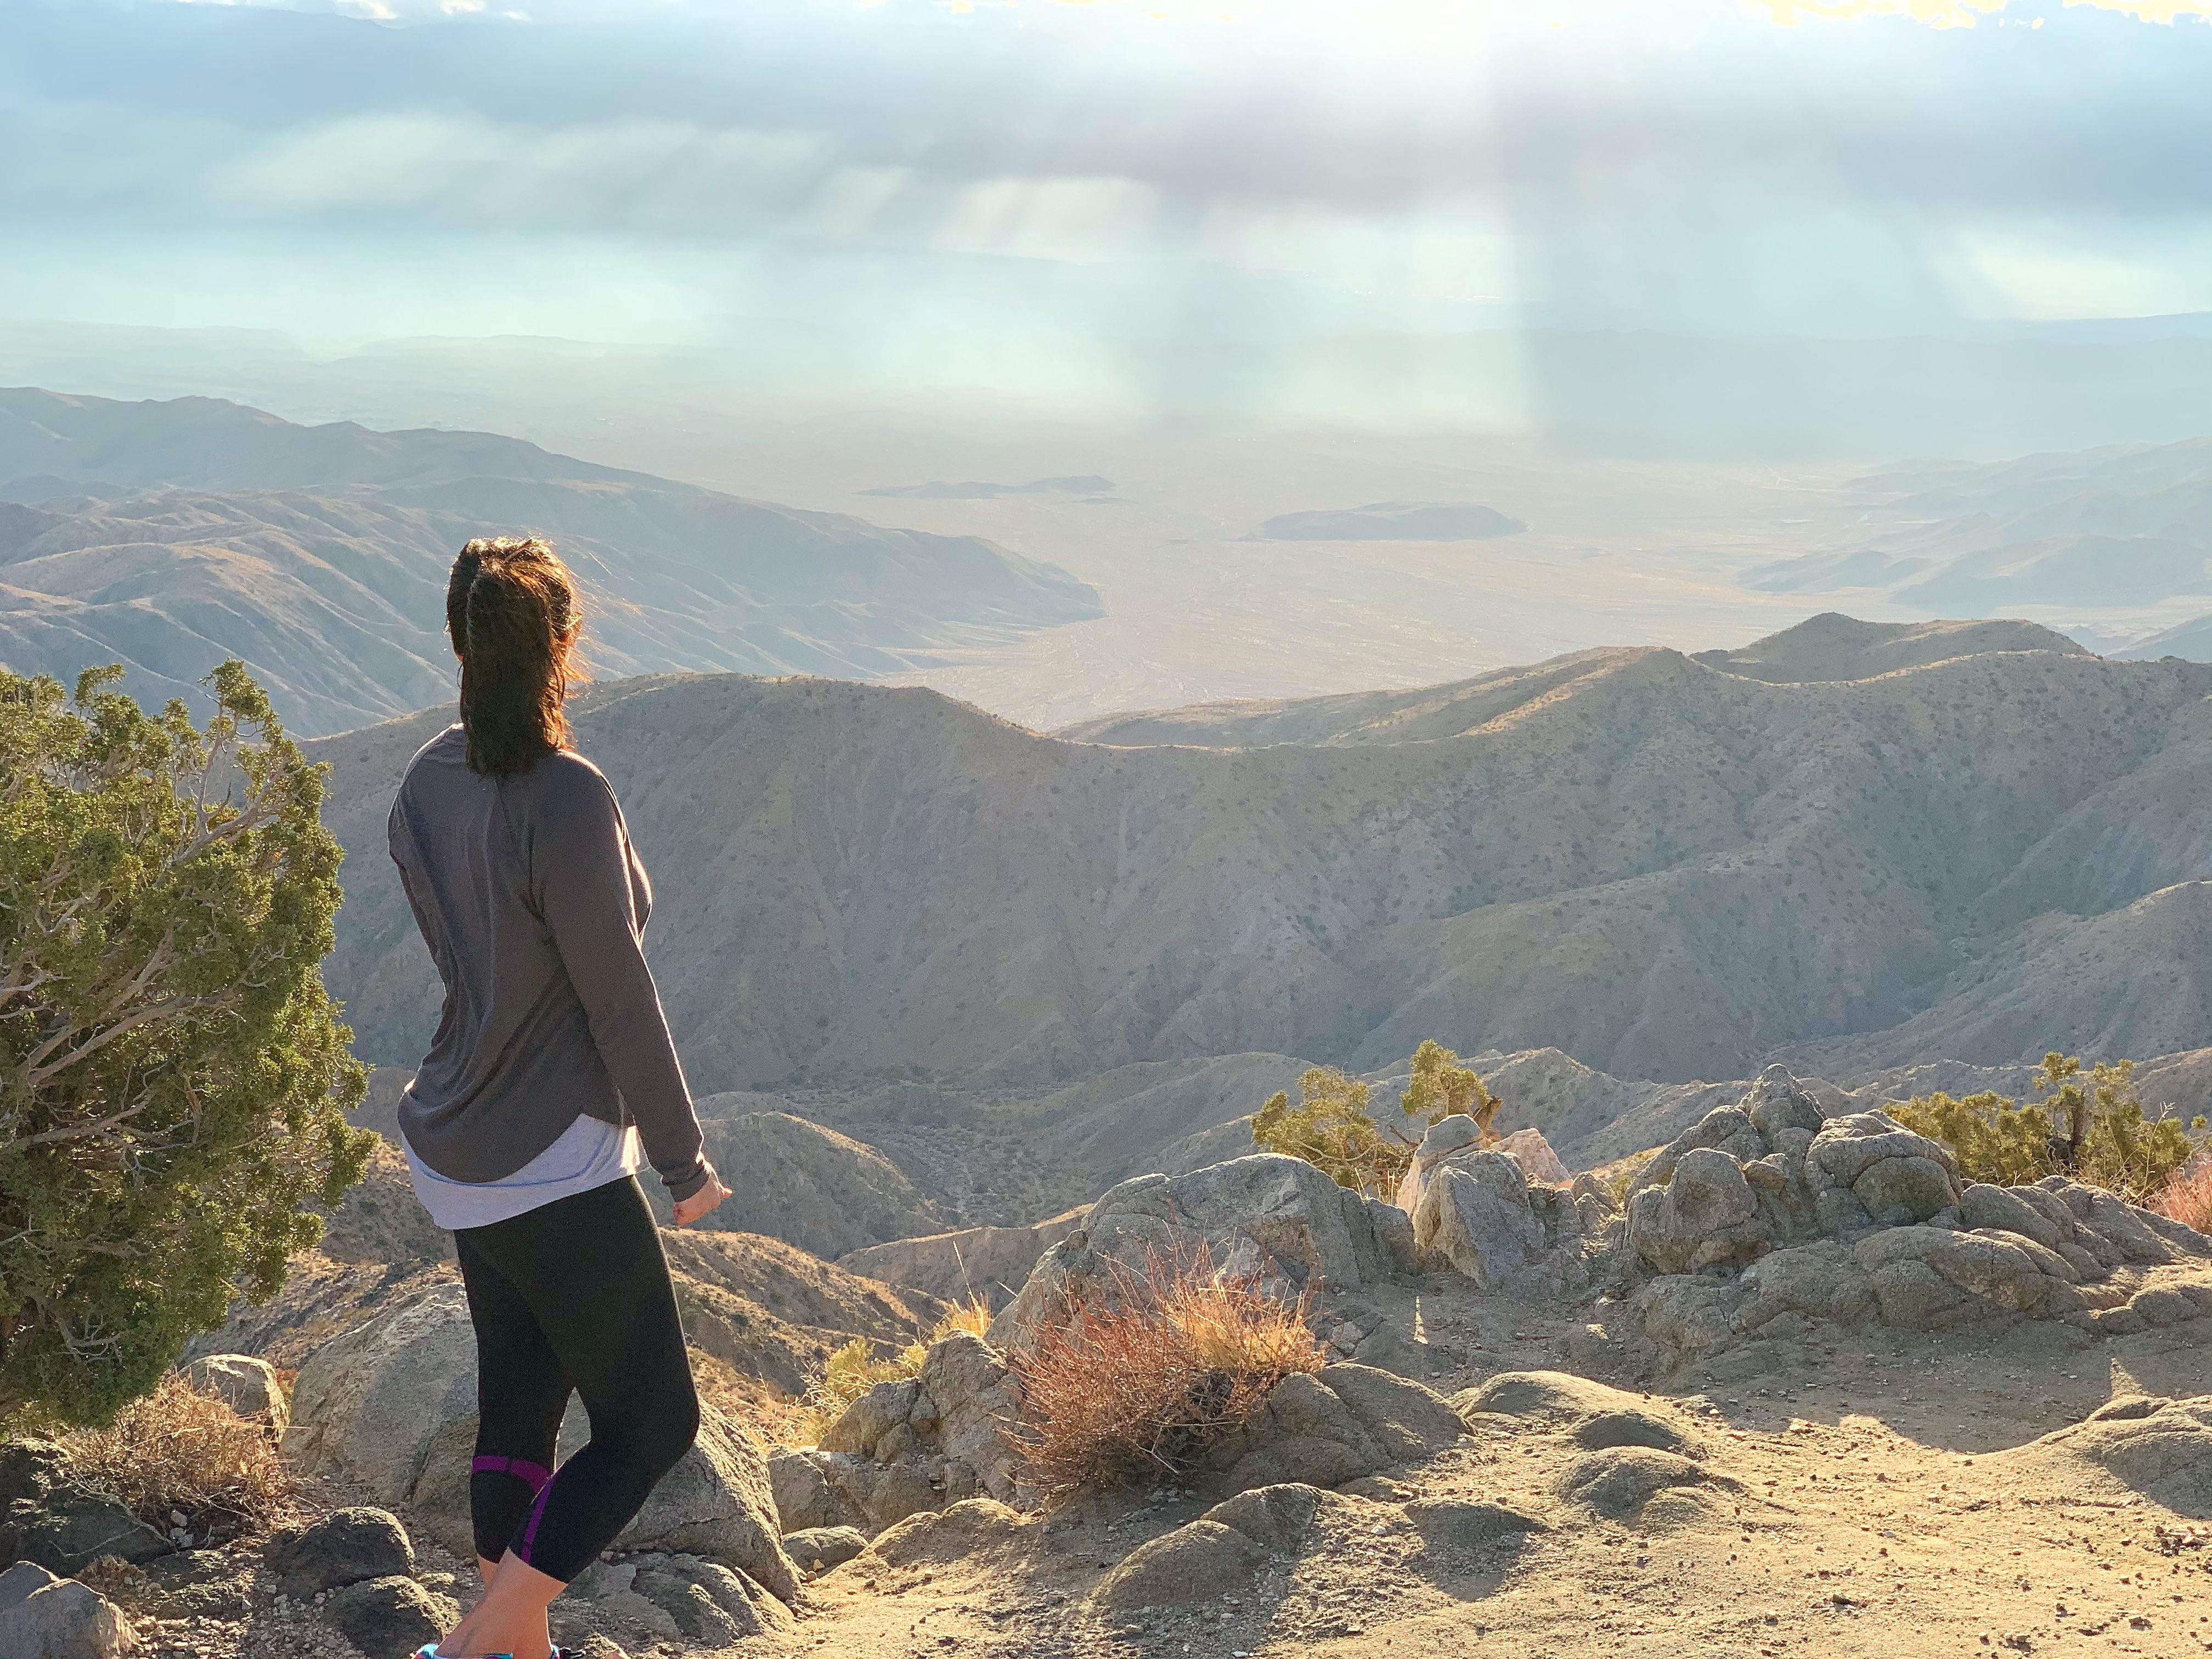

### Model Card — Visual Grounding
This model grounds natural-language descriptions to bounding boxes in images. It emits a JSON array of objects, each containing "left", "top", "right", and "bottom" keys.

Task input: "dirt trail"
[{"left": 751, "top": 1277, "right": 2212, "bottom": 1659}]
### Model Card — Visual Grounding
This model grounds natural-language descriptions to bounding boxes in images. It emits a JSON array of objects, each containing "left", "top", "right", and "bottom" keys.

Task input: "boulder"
[
  {"left": 282, "top": 1281, "right": 477, "bottom": 1508},
  {"left": 990, "top": 1155, "right": 1401, "bottom": 1353},
  {"left": 1556, "top": 1447, "right": 1708, "bottom": 1519},
  {"left": 1453, "top": 1370, "right": 1652, "bottom": 1424},
  {"left": 321, "top": 1576, "right": 454, "bottom": 1656},
  {"left": 781, "top": 1526, "right": 868, "bottom": 1572},
  {"left": 1496, "top": 1127, "right": 1573, "bottom": 1188},
  {"left": 1314, "top": 1363, "right": 1464, "bottom": 1463},
  {"left": 1404, "top": 1498, "right": 1545, "bottom": 1555},
  {"left": 1854, "top": 1227, "right": 2084, "bottom": 1329},
  {"left": 286, "top": 1281, "right": 795, "bottom": 1602},
  {"left": 261, "top": 1508, "right": 413, "bottom": 1600},
  {"left": 630, "top": 1555, "right": 793, "bottom": 1643},
  {"left": 1627, "top": 1148, "right": 1768, "bottom": 1274},
  {"left": 807, "top": 1331, "right": 1026, "bottom": 1525},
  {"left": 1411, "top": 1150, "right": 1547, "bottom": 1286},
  {"left": 180, "top": 1355, "right": 288, "bottom": 1437},
  {"left": 1092, "top": 1520, "right": 1268, "bottom": 1610},
  {"left": 0, "top": 1489, "right": 170, "bottom": 1575},
  {"left": 1093, "top": 1483, "right": 1329, "bottom": 1610},
  {"left": 0, "top": 1567, "right": 137, "bottom": 1659},
  {"left": 766, "top": 1449, "right": 862, "bottom": 1534}
]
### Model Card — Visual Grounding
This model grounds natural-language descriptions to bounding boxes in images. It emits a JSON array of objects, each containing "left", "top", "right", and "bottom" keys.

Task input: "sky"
[{"left": 4, "top": 0, "right": 2211, "bottom": 385}]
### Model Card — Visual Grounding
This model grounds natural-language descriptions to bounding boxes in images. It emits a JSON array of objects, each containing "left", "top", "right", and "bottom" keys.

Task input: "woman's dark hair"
[{"left": 446, "top": 537, "right": 584, "bottom": 776}]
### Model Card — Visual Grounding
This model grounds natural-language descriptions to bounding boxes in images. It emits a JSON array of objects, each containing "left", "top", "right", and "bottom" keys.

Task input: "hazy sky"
[{"left": 5, "top": 0, "right": 2211, "bottom": 364}]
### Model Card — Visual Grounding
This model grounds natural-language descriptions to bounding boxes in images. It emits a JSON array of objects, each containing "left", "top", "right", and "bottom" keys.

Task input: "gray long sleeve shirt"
[{"left": 387, "top": 725, "right": 710, "bottom": 1200}]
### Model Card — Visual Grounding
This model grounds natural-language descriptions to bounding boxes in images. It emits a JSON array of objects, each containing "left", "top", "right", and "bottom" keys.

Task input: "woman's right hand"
[{"left": 672, "top": 1168, "right": 731, "bottom": 1226}]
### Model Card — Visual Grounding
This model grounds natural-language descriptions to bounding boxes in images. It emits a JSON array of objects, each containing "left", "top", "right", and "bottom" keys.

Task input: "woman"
[{"left": 388, "top": 537, "right": 731, "bottom": 1659}]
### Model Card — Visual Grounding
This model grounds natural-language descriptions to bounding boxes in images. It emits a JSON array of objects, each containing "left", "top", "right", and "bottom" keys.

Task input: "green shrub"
[
  {"left": 1888, "top": 1053, "right": 2206, "bottom": 1203},
  {"left": 0, "top": 663, "right": 371, "bottom": 1425},
  {"left": 1252, "top": 1040, "right": 1498, "bottom": 1196}
]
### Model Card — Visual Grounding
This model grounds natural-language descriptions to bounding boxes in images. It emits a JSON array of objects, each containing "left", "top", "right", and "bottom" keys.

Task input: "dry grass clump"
[
  {"left": 2153, "top": 1158, "right": 2212, "bottom": 1234},
  {"left": 799, "top": 1295, "right": 995, "bottom": 1442},
  {"left": 1007, "top": 1251, "right": 1321, "bottom": 1494},
  {"left": 64, "top": 1372, "right": 292, "bottom": 1542}
]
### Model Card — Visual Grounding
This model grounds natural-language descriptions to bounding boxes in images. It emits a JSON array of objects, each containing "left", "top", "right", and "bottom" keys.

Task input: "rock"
[
  {"left": 603, "top": 1411, "right": 798, "bottom": 1604},
  {"left": 1855, "top": 1227, "right": 2081, "bottom": 1328},
  {"left": 574, "top": 1638, "right": 631, "bottom": 1659},
  {"left": 180, "top": 1355, "right": 289, "bottom": 1436},
  {"left": 991, "top": 1154, "right": 1397, "bottom": 1352},
  {"left": 282, "top": 1280, "right": 478, "bottom": 1508},
  {"left": 1410, "top": 1151, "right": 1546, "bottom": 1286},
  {"left": 0, "top": 1441, "right": 71, "bottom": 1506},
  {"left": 0, "top": 1563, "right": 60, "bottom": 1612},
  {"left": 0, "top": 1569, "right": 136, "bottom": 1659},
  {"left": 1571, "top": 1408, "right": 1701, "bottom": 1457},
  {"left": 261, "top": 1507, "right": 413, "bottom": 1600},
  {"left": 2000, "top": 1396, "right": 2212, "bottom": 1513},
  {"left": 287, "top": 1283, "right": 794, "bottom": 1602},
  {"left": 1313, "top": 1364, "right": 1465, "bottom": 1462},
  {"left": 320, "top": 1575, "right": 455, "bottom": 1656},
  {"left": 1736, "top": 1239, "right": 1878, "bottom": 1331},
  {"left": 632, "top": 1555, "right": 792, "bottom": 1643},
  {"left": 2130, "top": 1285, "right": 2203, "bottom": 1328},
  {"left": 837, "top": 1211, "right": 1085, "bottom": 1311},
  {"left": 1556, "top": 1448, "right": 1708, "bottom": 1519},
  {"left": 911, "top": 1332, "right": 1025, "bottom": 1504},
  {"left": 1, "top": 1488, "right": 170, "bottom": 1575},
  {"left": 1204, "top": 1482, "right": 1324, "bottom": 1550},
  {"left": 848, "top": 1462, "right": 943, "bottom": 1530},
  {"left": 1497, "top": 1127, "right": 1572, "bottom": 1188},
  {"left": 1210, "top": 1370, "right": 1390, "bottom": 1492},
  {"left": 1959, "top": 1183, "right": 2066, "bottom": 1249},
  {"left": 1628, "top": 1148, "right": 1768, "bottom": 1275},
  {"left": 1393, "top": 1115, "right": 1487, "bottom": 1215},
  {"left": 766, "top": 1449, "right": 861, "bottom": 1534},
  {"left": 1404, "top": 1498, "right": 1546, "bottom": 1554},
  {"left": 1453, "top": 1370, "right": 1654, "bottom": 1423},
  {"left": 860, "top": 1499, "right": 1029, "bottom": 1570},
  {"left": 782, "top": 1525, "right": 868, "bottom": 1571},
  {"left": 1743, "top": 1066, "right": 1826, "bottom": 1142},
  {"left": 819, "top": 1379, "right": 921, "bottom": 1457},
  {"left": 1093, "top": 1521, "right": 1268, "bottom": 1610}
]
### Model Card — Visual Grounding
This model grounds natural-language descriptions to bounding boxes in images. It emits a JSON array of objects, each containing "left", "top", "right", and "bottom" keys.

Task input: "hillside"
[
  {"left": 1060, "top": 616, "right": 2090, "bottom": 748},
  {"left": 0, "top": 387, "right": 1100, "bottom": 734},
  {"left": 314, "top": 624, "right": 2212, "bottom": 1091}
]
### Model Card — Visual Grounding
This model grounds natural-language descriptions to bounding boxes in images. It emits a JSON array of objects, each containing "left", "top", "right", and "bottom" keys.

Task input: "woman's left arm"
[{"left": 532, "top": 765, "right": 713, "bottom": 1204}]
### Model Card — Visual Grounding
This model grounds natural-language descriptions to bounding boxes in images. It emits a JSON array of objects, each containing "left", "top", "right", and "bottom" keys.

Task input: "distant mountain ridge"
[
  {"left": 0, "top": 387, "right": 1101, "bottom": 735},
  {"left": 313, "top": 618, "right": 2212, "bottom": 1092},
  {"left": 1747, "top": 435, "right": 2212, "bottom": 612}
]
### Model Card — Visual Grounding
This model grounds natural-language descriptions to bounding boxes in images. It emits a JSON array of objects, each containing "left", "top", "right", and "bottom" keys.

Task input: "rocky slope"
[
  {"left": 316, "top": 626, "right": 2212, "bottom": 1087},
  {"left": 0, "top": 387, "right": 1099, "bottom": 734}
]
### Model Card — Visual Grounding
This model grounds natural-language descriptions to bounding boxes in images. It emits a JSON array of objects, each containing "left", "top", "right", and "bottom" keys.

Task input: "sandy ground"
[{"left": 754, "top": 1272, "right": 2212, "bottom": 1659}]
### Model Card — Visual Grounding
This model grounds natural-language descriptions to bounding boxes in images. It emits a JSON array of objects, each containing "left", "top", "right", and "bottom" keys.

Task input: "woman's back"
[{"left": 388, "top": 723, "right": 707, "bottom": 1199}]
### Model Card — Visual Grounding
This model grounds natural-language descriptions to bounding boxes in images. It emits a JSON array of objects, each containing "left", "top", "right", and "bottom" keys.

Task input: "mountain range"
[
  {"left": 1746, "top": 436, "right": 2212, "bottom": 622},
  {"left": 0, "top": 388, "right": 1100, "bottom": 735},
  {"left": 313, "top": 613, "right": 2212, "bottom": 1102}
]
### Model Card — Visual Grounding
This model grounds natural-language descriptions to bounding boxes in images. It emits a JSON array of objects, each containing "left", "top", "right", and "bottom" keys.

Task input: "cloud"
[{"left": 5, "top": 0, "right": 2212, "bottom": 343}]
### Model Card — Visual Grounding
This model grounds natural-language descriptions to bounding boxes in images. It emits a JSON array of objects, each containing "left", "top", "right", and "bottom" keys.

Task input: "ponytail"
[{"left": 446, "top": 537, "right": 584, "bottom": 776}]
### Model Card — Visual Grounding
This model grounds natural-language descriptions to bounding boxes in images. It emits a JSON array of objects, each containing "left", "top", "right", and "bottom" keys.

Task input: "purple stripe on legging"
[
  {"left": 471, "top": 1454, "right": 552, "bottom": 1493},
  {"left": 516, "top": 1477, "right": 555, "bottom": 1566}
]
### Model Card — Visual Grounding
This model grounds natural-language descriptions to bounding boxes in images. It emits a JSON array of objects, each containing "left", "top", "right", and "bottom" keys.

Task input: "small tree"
[
  {"left": 1, "top": 663, "right": 371, "bottom": 1425},
  {"left": 1252, "top": 1065, "right": 1396, "bottom": 1194},
  {"left": 1252, "top": 1041, "right": 1500, "bottom": 1197},
  {"left": 1399, "top": 1038, "right": 1501, "bottom": 1141},
  {"left": 1889, "top": 1052, "right": 2204, "bottom": 1203}
]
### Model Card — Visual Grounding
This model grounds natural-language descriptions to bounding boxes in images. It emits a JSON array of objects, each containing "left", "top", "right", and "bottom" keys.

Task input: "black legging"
[{"left": 454, "top": 1176, "right": 700, "bottom": 1583}]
